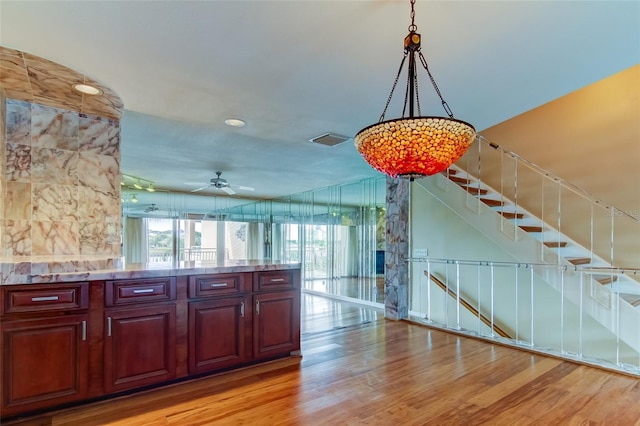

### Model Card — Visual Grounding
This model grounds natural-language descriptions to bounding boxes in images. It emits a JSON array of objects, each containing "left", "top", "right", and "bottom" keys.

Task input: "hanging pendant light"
[{"left": 355, "top": 0, "right": 476, "bottom": 180}]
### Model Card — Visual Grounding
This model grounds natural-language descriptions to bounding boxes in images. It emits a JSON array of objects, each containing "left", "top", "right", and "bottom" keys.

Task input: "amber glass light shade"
[{"left": 355, "top": 116, "right": 476, "bottom": 179}]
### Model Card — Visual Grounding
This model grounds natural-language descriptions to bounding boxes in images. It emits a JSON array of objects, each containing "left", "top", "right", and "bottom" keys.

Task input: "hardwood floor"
[{"left": 5, "top": 293, "right": 640, "bottom": 425}]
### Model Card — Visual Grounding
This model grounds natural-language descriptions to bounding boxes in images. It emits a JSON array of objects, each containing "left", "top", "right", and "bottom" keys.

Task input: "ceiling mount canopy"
[{"left": 355, "top": 0, "right": 476, "bottom": 180}]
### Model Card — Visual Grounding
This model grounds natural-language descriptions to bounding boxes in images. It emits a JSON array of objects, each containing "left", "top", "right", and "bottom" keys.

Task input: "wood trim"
[{"left": 425, "top": 272, "right": 511, "bottom": 339}]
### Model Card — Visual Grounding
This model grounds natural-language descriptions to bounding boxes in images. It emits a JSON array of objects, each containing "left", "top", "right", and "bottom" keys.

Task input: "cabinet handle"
[
  {"left": 210, "top": 283, "right": 228, "bottom": 288},
  {"left": 240, "top": 302, "right": 245, "bottom": 318},
  {"left": 107, "top": 317, "right": 112, "bottom": 337},
  {"left": 269, "top": 278, "right": 285, "bottom": 283},
  {"left": 81, "top": 320, "right": 87, "bottom": 341},
  {"left": 31, "top": 296, "right": 59, "bottom": 302},
  {"left": 132, "top": 288, "right": 155, "bottom": 294},
  {"left": 256, "top": 300, "right": 260, "bottom": 315}
]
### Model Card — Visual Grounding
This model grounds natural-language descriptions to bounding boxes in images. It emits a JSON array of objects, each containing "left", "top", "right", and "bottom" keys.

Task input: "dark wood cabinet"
[
  {"left": 188, "top": 296, "right": 247, "bottom": 374},
  {"left": 0, "top": 267, "right": 300, "bottom": 420},
  {"left": 253, "top": 290, "right": 300, "bottom": 359},
  {"left": 1, "top": 315, "right": 89, "bottom": 416},
  {"left": 0, "top": 283, "right": 90, "bottom": 417},
  {"left": 104, "top": 304, "right": 177, "bottom": 393}
]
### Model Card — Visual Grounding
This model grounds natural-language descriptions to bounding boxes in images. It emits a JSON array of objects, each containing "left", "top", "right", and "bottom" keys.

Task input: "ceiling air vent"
[{"left": 309, "top": 132, "right": 350, "bottom": 147}]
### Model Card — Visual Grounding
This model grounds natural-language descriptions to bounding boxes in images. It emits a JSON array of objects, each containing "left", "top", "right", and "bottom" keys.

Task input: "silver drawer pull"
[
  {"left": 269, "top": 278, "right": 285, "bottom": 282},
  {"left": 240, "top": 302, "right": 245, "bottom": 318},
  {"left": 31, "top": 296, "right": 59, "bottom": 302},
  {"left": 210, "top": 283, "right": 228, "bottom": 288},
  {"left": 132, "top": 288, "right": 155, "bottom": 294},
  {"left": 82, "top": 321, "right": 87, "bottom": 341}
]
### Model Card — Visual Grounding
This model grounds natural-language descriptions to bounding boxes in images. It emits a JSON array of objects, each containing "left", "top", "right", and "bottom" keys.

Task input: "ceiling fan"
[
  {"left": 144, "top": 203, "right": 159, "bottom": 213},
  {"left": 187, "top": 171, "right": 255, "bottom": 195}
]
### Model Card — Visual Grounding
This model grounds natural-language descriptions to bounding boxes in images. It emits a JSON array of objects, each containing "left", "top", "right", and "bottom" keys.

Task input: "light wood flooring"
[{"left": 5, "top": 293, "right": 640, "bottom": 425}]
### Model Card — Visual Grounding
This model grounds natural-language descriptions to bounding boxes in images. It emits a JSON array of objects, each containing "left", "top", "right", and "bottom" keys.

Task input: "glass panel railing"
[
  {"left": 409, "top": 257, "right": 640, "bottom": 376},
  {"left": 456, "top": 135, "right": 639, "bottom": 284}
]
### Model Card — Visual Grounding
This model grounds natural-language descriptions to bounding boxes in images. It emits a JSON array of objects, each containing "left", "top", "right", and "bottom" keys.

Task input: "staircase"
[{"left": 438, "top": 136, "right": 640, "bottom": 307}]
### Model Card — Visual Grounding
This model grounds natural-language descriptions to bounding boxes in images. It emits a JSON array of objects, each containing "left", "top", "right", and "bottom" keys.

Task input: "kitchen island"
[{"left": 0, "top": 260, "right": 301, "bottom": 419}]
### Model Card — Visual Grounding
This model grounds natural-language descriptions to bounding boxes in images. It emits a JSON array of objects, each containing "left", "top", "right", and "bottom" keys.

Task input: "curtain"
[
  {"left": 247, "top": 222, "right": 264, "bottom": 259},
  {"left": 123, "top": 217, "right": 148, "bottom": 264}
]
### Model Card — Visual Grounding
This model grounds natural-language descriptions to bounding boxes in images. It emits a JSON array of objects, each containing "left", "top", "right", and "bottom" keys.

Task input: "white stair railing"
[{"left": 409, "top": 257, "right": 640, "bottom": 376}]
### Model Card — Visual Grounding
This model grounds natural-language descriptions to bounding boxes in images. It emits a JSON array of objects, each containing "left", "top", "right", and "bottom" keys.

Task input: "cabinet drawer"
[
  {"left": 2, "top": 283, "right": 89, "bottom": 315},
  {"left": 253, "top": 271, "right": 296, "bottom": 292},
  {"left": 105, "top": 277, "right": 176, "bottom": 306},
  {"left": 188, "top": 273, "right": 246, "bottom": 298}
]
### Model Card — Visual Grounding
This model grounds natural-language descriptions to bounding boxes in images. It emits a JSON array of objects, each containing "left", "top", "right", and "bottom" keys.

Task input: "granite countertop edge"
[{"left": 1, "top": 261, "right": 302, "bottom": 285}]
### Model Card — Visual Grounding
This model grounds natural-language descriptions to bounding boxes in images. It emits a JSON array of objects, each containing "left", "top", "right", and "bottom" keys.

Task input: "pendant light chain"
[
  {"left": 378, "top": 54, "right": 407, "bottom": 122},
  {"left": 419, "top": 52, "right": 454, "bottom": 118},
  {"left": 409, "top": 0, "right": 417, "bottom": 32}
]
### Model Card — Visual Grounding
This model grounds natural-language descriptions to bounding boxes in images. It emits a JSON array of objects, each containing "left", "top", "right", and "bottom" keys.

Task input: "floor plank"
[{"left": 5, "top": 294, "right": 640, "bottom": 425}]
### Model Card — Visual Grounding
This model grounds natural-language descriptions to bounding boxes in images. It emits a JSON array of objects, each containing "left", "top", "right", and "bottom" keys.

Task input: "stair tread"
[
  {"left": 499, "top": 211, "right": 524, "bottom": 219},
  {"left": 619, "top": 293, "right": 640, "bottom": 306},
  {"left": 480, "top": 198, "right": 504, "bottom": 207},
  {"left": 568, "top": 257, "right": 591, "bottom": 265},
  {"left": 460, "top": 186, "right": 488, "bottom": 195},
  {"left": 544, "top": 241, "right": 568, "bottom": 248},
  {"left": 520, "top": 225, "right": 543, "bottom": 232},
  {"left": 596, "top": 276, "right": 618, "bottom": 285},
  {"left": 449, "top": 175, "right": 472, "bottom": 184}
]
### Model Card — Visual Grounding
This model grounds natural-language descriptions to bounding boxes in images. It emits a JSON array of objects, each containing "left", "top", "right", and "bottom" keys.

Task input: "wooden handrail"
[{"left": 424, "top": 271, "right": 512, "bottom": 339}]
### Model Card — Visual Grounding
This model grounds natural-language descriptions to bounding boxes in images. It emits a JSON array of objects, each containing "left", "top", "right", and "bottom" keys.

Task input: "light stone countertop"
[{"left": 0, "top": 259, "right": 301, "bottom": 285}]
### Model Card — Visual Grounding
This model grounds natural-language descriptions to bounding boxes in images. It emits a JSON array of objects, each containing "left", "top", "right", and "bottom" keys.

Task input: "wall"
[
  {"left": 0, "top": 46, "right": 124, "bottom": 283},
  {"left": 0, "top": 87, "right": 5, "bottom": 250},
  {"left": 4, "top": 100, "right": 121, "bottom": 258}
]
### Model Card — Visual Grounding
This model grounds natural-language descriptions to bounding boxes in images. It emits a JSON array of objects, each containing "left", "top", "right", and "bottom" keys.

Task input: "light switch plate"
[{"left": 413, "top": 248, "right": 429, "bottom": 258}]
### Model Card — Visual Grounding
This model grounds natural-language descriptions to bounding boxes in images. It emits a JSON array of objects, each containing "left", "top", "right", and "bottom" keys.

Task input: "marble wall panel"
[
  {"left": 6, "top": 100, "right": 31, "bottom": 145},
  {"left": 3, "top": 103, "right": 122, "bottom": 259},
  {"left": 31, "top": 104, "right": 79, "bottom": 151},
  {"left": 5, "top": 142, "right": 30, "bottom": 182},
  {"left": 385, "top": 176, "right": 410, "bottom": 320},
  {"left": 80, "top": 221, "right": 119, "bottom": 256},
  {"left": 78, "top": 152, "right": 119, "bottom": 196},
  {"left": 79, "top": 187, "right": 120, "bottom": 223},
  {"left": 33, "top": 183, "right": 78, "bottom": 221},
  {"left": 31, "top": 220, "right": 79, "bottom": 256},
  {"left": 0, "top": 49, "right": 33, "bottom": 103},
  {"left": 2, "top": 49, "right": 123, "bottom": 269},
  {"left": 25, "top": 55, "right": 83, "bottom": 109},
  {"left": 79, "top": 115, "right": 120, "bottom": 157},
  {"left": 31, "top": 146, "right": 78, "bottom": 185},
  {"left": 4, "top": 219, "right": 31, "bottom": 256},
  {"left": 1, "top": 88, "right": 5, "bottom": 251},
  {"left": 81, "top": 91, "right": 124, "bottom": 121},
  {"left": 5, "top": 181, "right": 31, "bottom": 220}
]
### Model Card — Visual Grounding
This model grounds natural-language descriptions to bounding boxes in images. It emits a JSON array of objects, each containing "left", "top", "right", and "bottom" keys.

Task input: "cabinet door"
[
  {"left": 1, "top": 315, "right": 88, "bottom": 415},
  {"left": 253, "top": 291, "right": 300, "bottom": 359},
  {"left": 188, "top": 297, "right": 247, "bottom": 374},
  {"left": 104, "top": 304, "right": 176, "bottom": 393}
]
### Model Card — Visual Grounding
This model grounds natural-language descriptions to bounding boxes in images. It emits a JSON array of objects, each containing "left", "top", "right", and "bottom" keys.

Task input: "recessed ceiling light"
[
  {"left": 72, "top": 83, "right": 103, "bottom": 96},
  {"left": 225, "top": 118, "right": 246, "bottom": 127}
]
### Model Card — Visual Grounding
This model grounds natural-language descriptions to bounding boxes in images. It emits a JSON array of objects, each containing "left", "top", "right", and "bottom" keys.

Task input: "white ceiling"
[{"left": 1, "top": 1, "right": 638, "bottom": 208}]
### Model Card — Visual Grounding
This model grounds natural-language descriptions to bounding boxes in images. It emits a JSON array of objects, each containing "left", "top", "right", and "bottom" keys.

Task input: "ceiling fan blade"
[
  {"left": 237, "top": 185, "right": 255, "bottom": 191},
  {"left": 191, "top": 186, "right": 209, "bottom": 193},
  {"left": 221, "top": 186, "right": 236, "bottom": 195}
]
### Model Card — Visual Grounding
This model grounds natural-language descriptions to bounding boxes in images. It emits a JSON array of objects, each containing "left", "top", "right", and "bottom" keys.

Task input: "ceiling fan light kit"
[
  {"left": 189, "top": 171, "right": 255, "bottom": 195},
  {"left": 354, "top": 0, "right": 476, "bottom": 180}
]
